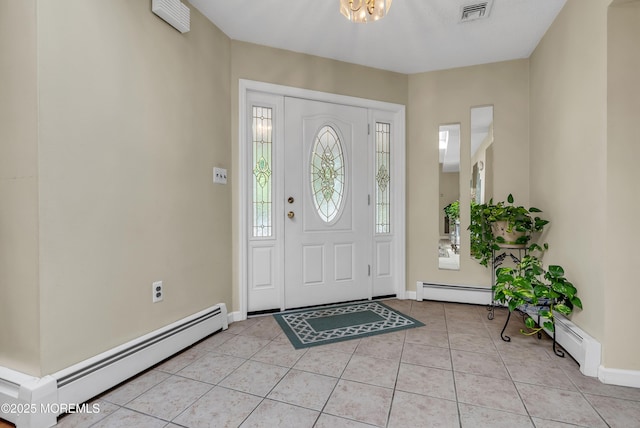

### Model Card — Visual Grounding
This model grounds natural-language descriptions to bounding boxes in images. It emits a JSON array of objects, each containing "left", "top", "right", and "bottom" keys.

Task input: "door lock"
[
  {"left": 287, "top": 211, "right": 295, "bottom": 219},
  {"left": 288, "top": 197, "right": 294, "bottom": 204}
]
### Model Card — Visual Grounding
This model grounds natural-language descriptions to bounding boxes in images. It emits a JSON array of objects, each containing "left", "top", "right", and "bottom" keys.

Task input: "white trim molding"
[
  {"left": 598, "top": 366, "right": 640, "bottom": 389},
  {"left": 227, "top": 311, "right": 243, "bottom": 324}
]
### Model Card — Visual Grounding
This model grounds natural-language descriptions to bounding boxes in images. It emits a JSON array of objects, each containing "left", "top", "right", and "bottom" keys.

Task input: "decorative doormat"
[{"left": 273, "top": 301, "right": 425, "bottom": 349}]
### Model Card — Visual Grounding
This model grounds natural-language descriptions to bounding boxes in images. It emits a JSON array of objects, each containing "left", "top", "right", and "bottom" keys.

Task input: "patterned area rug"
[{"left": 273, "top": 301, "right": 424, "bottom": 349}]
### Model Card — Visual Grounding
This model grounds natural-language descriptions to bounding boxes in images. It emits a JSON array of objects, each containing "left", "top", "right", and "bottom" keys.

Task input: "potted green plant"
[
  {"left": 493, "top": 243, "right": 583, "bottom": 339},
  {"left": 443, "top": 200, "right": 460, "bottom": 222},
  {"left": 469, "top": 194, "right": 549, "bottom": 266},
  {"left": 444, "top": 201, "right": 461, "bottom": 252},
  {"left": 469, "top": 200, "right": 495, "bottom": 266}
]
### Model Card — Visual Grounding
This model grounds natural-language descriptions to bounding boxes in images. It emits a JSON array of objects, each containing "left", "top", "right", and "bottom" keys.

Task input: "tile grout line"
[
  {"left": 489, "top": 310, "right": 537, "bottom": 427},
  {"left": 383, "top": 317, "right": 410, "bottom": 428},
  {"left": 443, "top": 303, "right": 464, "bottom": 428}
]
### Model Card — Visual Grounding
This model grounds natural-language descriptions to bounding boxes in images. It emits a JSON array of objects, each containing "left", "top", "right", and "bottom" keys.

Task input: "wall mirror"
[
  {"left": 470, "top": 106, "right": 494, "bottom": 204},
  {"left": 470, "top": 105, "right": 494, "bottom": 258},
  {"left": 438, "top": 124, "right": 461, "bottom": 270}
]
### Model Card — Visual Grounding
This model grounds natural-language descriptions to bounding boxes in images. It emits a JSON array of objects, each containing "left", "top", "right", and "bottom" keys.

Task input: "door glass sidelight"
[
  {"left": 252, "top": 106, "right": 273, "bottom": 237},
  {"left": 375, "top": 122, "right": 391, "bottom": 234}
]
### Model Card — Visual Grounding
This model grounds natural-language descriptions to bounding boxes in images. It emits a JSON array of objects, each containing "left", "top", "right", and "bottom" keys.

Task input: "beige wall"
[
  {"left": 407, "top": 60, "right": 530, "bottom": 289},
  {"left": 606, "top": 0, "right": 640, "bottom": 369},
  {"left": 529, "top": 0, "right": 609, "bottom": 344},
  {"left": 26, "top": 0, "right": 231, "bottom": 374},
  {"left": 230, "top": 41, "right": 408, "bottom": 107},
  {"left": 229, "top": 41, "right": 408, "bottom": 310},
  {"left": 0, "top": 0, "right": 41, "bottom": 375}
]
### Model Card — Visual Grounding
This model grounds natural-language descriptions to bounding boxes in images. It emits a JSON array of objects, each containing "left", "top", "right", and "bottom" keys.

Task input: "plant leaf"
[
  {"left": 525, "top": 316, "right": 536, "bottom": 329},
  {"left": 555, "top": 304, "right": 572, "bottom": 316},
  {"left": 547, "top": 265, "right": 565, "bottom": 277},
  {"left": 551, "top": 281, "right": 568, "bottom": 295},
  {"left": 507, "top": 194, "right": 514, "bottom": 203},
  {"left": 534, "top": 219, "right": 550, "bottom": 229},
  {"left": 531, "top": 264, "right": 544, "bottom": 276},
  {"left": 548, "top": 290, "right": 561, "bottom": 299},
  {"left": 543, "top": 321, "right": 555, "bottom": 332},
  {"left": 533, "top": 285, "right": 547, "bottom": 297},
  {"left": 513, "top": 276, "right": 532, "bottom": 288},
  {"left": 539, "top": 309, "right": 552, "bottom": 318},
  {"left": 529, "top": 207, "right": 542, "bottom": 212},
  {"left": 564, "top": 282, "right": 577, "bottom": 297},
  {"left": 570, "top": 296, "right": 583, "bottom": 309}
]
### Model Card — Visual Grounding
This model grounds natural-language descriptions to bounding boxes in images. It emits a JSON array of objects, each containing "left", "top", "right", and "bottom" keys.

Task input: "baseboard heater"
[
  {"left": 538, "top": 311, "right": 601, "bottom": 377},
  {"left": 414, "top": 281, "right": 601, "bottom": 378},
  {"left": 416, "top": 281, "right": 492, "bottom": 305},
  {"left": 0, "top": 303, "right": 227, "bottom": 428}
]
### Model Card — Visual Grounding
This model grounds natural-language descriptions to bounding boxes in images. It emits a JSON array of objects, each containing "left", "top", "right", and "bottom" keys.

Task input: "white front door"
[{"left": 283, "top": 98, "right": 370, "bottom": 309}]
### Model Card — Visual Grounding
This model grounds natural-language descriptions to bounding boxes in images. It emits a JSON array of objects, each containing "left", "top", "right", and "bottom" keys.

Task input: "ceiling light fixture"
[{"left": 340, "top": 0, "right": 392, "bottom": 23}]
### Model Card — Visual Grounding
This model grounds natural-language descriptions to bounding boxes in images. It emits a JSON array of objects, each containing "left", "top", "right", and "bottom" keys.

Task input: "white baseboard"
[
  {"left": 0, "top": 369, "right": 57, "bottom": 428},
  {"left": 228, "top": 311, "right": 243, "bottom": 323},
  {"left": 0, "top": 304, "right": 228, "bottom": 428},
  {"left": 403, "top": 291, "right": 417, "bottom": 300},
  {"left": 598, "top": 366, "right": 640, "bottom": 388}
]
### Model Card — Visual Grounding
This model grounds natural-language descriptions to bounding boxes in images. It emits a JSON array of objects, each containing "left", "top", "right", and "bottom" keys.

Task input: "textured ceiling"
[{"left": 189, "top": 0, "right": 566, "bottom": 74}]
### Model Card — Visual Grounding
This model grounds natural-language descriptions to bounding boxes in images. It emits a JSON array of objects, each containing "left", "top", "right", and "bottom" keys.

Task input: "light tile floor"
[{"left": 5, "top": 299, "right": 640, "bottom": 428}]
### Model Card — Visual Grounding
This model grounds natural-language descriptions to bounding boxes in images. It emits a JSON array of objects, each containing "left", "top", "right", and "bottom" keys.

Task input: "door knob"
[
  {"left": 288, "top": 197, "right": 294, "bottom": 204},
  {"left": 288, "top": 211, "right": 295, "bottom": 219}
]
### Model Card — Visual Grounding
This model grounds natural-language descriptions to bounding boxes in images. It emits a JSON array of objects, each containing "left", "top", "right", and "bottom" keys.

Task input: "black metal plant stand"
[
  {"left": 499, "top": 304, "right": 565, "bottom": 358},
  {"left": 487, "top": 247, "right": 566, "bottom": 358},
  {"left": 486, "top": 248, "right": 527, "bottom": 320}
]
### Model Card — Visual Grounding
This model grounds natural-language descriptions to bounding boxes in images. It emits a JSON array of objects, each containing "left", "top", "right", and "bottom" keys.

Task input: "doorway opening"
[{"left": 238, "top": 80, "right": 406, "bottom": 319}]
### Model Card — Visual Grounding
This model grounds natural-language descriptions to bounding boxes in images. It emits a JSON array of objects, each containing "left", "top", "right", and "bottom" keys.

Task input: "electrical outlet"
[
  {"left": 213, "top": 167, "right": 227, "bottom": 184},
  {"left": 152, "top": 281, "right": 163, "bottom": 303}
]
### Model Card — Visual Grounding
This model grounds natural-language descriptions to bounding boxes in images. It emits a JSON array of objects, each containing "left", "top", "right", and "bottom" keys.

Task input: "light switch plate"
[{"left": 213, "top": 167, "right": 227, "bottom": 184}]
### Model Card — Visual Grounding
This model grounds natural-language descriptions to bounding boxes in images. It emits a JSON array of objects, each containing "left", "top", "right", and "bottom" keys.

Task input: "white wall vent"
[
  {"left": 460, "top": 1, "right": 493, "bottom": 22},
  {"left": 152, "top": 0, "right": 190, "bottom": 33}
]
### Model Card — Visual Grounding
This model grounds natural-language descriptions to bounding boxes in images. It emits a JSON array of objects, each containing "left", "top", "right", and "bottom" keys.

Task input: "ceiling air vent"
[
  {"left": 152, "top": 0, "right": 190, "bottom": 33},
  {"left": 460, "top": 1, "right": 493, "bottom": 22}
]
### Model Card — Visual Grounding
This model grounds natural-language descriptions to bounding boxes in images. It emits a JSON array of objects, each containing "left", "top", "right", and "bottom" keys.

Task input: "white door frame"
[{"left": 238, "top": 79, "right": 406, "bottom": 320}]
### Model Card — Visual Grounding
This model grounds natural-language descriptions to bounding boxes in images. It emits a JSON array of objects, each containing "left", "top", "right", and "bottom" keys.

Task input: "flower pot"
[{"left": 491, "top": 221, "right": 526, "bottom": 248}]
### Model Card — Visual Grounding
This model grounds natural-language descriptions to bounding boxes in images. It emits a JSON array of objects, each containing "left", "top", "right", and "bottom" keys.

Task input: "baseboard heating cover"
[
  {"left": 415, "top": 282, "right": 604, "bottom": 378},
  {"left": 538, "top": 311, "right": 601, "bottom": 377},
  {"left": 416, "top": 281, "right": 492, "bottom": 305},
  {"left": 0, "top": 303, "right": 227, "bottom": 428}
]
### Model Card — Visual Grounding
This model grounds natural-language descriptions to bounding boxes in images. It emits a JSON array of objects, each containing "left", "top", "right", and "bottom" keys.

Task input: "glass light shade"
[{"left": 340, "top": 0, "right": 392, "bottom": 23}]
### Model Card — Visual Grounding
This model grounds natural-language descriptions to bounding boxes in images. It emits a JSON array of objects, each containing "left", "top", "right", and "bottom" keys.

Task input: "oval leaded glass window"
[{"left": 310, "top": 125, "right": 345, "bottom": 223}]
